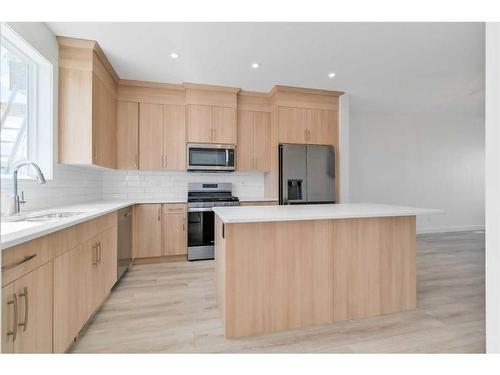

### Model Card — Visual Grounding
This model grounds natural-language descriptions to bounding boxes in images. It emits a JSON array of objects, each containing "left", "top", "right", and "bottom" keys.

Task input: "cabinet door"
[
  {"left": 162, "top": 213, "right": 187, "bottom": 256},
  {"left": 186, "top": 104, "right": 213, "bottom": 143},
  {"left": 135, "top": 204, "right": 163, "bottom": 258},
  {"left": 253, "top": 111, "right": 271, "bottom": 172},
  {"left": 139, "top": 103, "right": 164, "bottom": 170},
  {"left": 1, "top": 283, "right": 15, "bottom": 353},
  {"left": 164, "top": 104, "right": 186, "bottom": 170},
  {"left": 307, "top": 109, "right": 335, "bottom": 145},
  {"left": 213, "top": 106, "right": 237, "bottom": 144},
  {"left": 278, "top": 106, "right": 307, "bottom": 144},
  {"left": 96, "top": 226, "right": 118, "bottom": 306},
  {"left": 92, "top": 74, "right": 117, "bottom": 169},
  {"left": 117, "top": 101, "right": 139, "bottom": 169},
  {"left": 236, "top": 110, "right": 254, "bottom": 171},
  {"left": 13, "top": 261, "right": 53, "bottom": 353},
  {"left": 53, "top": 241, "right": 98, "bottom": 353}
]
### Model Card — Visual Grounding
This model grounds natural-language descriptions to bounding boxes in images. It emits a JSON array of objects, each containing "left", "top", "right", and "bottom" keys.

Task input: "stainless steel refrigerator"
[{"left": 279, "top": 144, "right": 335, "bottom": 205}]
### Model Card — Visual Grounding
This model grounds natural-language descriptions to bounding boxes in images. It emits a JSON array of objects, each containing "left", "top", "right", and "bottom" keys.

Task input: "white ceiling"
[{"left": 46, "top": 22, "right": 485, "bottom": 114}]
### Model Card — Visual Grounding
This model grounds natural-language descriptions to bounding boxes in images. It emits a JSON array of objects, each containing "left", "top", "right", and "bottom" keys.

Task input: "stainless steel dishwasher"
[{"left": 117, "top": 207, "right": 132, "bottom": 280}]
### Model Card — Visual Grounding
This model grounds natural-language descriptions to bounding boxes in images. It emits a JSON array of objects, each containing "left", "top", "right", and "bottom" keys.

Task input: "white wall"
[
  {"left": 485, "top": 22, "right": 500, "bottom": 354},
  {"left": 350, "top": 110, "right": 485, "bottom": 233}
]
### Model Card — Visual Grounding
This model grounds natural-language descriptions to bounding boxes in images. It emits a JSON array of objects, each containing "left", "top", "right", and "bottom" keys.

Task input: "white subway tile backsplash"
[{"left": 1, "top": 165, "right": 265, "bottom": 215}]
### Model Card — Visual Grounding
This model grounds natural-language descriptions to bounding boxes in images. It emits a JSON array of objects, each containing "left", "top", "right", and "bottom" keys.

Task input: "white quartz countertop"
[
  {"left": 1, "top": 199, "right": 186, "bottom": 250},
  {"left": 212, "top": 203, "right": 443, "bottom": 224}
]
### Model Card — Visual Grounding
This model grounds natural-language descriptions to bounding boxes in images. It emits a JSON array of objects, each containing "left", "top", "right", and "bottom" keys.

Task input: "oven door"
[
  {"left": 187, "top": 143, "right": 235, "bottom": 171},
  {"left": 187, "top": 207, "right": 215, "bottom": 260}
]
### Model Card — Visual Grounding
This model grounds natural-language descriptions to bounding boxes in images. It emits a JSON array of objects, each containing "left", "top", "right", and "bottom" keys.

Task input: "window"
[{"left": 0, "top": 23, "right": 53, "bottom": 179}]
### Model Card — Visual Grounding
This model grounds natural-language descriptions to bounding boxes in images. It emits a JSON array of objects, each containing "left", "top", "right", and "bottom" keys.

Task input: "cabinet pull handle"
[
  {"left": 7, "top": 293, "right": 18, "bottom": 341},
  {"left": 164, "top": 155, "right": 167, "bottom": 170},
  {"left": 18, "top": 287, "right": 29, "bottom": 332},
  {"left": 158, "top": 207, "right": 161, "bottom": 221},
  {"left": 92, "top": 243, "right": 98, "bottom": 265},
  {"left": 212, "top": 128, "right": 215, "bottom": 141},
  {"left": 182, "top": 223, "right": 185, "bottom": 231},
  {"left": 2, "top": 254, "right": 37, "bottom": 272},
  {"left": 98, "top": 241, "right": 102, "bottom": 264}
]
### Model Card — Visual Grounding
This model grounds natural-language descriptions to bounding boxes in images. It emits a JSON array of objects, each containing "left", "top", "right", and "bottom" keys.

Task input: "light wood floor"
[{"left": 70, "top": 231, "right": 485, "bottom": 353}]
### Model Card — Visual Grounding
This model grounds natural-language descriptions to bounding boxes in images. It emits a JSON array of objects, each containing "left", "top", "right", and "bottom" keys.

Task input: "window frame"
[{"left": 0, "top": 23, "right": 53, "bottom": 180}]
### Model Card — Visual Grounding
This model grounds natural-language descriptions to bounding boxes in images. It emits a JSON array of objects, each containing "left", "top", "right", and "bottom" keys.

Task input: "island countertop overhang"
[{"left": 212, "top": 203, "right": 443, "bottom": 224}]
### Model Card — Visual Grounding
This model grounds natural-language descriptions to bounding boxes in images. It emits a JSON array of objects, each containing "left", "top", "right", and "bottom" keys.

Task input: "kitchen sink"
[
  {"left": 24, "top": 211, "right": 84, "bottom": 222},
  {"left": 5, "top": 209, "right": 97, "bottom": 223}
]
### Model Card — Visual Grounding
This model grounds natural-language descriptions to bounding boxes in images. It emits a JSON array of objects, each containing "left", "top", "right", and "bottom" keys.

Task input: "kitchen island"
[{"left": 213, "top": 203, "right": 441, "bottom": 338}]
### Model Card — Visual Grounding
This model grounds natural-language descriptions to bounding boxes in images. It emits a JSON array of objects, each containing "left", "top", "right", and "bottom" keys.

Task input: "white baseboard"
[{"left": 417, "top": 225, "right": 485, "bottom": 235}]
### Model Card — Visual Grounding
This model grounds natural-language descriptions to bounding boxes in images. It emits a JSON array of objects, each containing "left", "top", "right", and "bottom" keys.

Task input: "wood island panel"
[{"left": 215, "top": 215, "right": 416, "bottom": 338}]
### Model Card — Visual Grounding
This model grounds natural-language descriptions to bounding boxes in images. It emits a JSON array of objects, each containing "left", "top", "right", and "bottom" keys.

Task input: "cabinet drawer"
[
  {"left": 54, "top": 212, "right": 117, "bottom": 257},
  {"left": 162, "top": 203, "right": 186, "bottom": 215},
  {"left": 2, "top": 235, "right": 54, "bottom": 287}
]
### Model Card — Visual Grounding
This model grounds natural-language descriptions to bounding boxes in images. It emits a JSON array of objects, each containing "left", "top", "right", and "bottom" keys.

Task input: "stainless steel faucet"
[{"left": 11, "top": 160, "right": 46, "bottom": 215}]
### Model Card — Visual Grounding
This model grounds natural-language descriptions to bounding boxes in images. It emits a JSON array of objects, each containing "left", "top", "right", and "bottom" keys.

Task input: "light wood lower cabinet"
[
  {"left": 134, "top": 203, "right": 187, "bottom": 260},
  {"left": 53, "top": 226, "right": 117, "bottom": 353},
  {"left": 2, "top": 283, "right": 15, "bottom": 353},
  {"left": 96, "top": 226, "right": 118, "bottom": 306},
  {"left": 162, "top": 204, "right": 187, "bottom": 256},
  {"left": 53, "top": 241, "right": 96, "bottom": 353},
  {"left": 1, "top": 262, "right": 53, "bottom": 353},
  {"left": 134, "top": 204, "right": 163, "bottom": 258}
]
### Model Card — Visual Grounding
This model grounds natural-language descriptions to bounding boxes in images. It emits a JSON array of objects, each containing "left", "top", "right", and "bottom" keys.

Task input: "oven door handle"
[{"left": 188, "top": 207, "right": 214, "bottom": 212}]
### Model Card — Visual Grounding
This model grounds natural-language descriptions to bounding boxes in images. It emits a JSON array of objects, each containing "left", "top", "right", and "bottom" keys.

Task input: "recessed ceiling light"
[
  {"left": 170, "top": 52, "right": 179, "bottom": 59},
  {"left": 328, "top": 72, "right": 336, "bottom": 78},
  {"left": 251, "top": 63, "right": 259, "bottom": 69}
]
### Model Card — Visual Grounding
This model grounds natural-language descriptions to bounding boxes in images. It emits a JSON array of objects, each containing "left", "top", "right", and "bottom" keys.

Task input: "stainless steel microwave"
[{"left": 187, "top": 143, "right": 236, "bottom": 172}]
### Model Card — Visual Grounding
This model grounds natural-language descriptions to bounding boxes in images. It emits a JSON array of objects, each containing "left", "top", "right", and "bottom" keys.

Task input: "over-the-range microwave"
[{"left": 187, "top": 143, "right": 236, "bottom": 172}]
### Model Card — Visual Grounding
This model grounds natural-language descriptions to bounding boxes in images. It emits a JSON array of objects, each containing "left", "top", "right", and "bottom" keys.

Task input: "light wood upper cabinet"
[
  {"left": 278, "top": 106, "right": 338, "bottom": 146},
  {"left": 139, "top": 103, "right": 164, "bottom": 170},
  {"left": 2, "top": 283, "right": 15, "bottom": 353},
  {"left": 236, "top": 110, "right": 254, "bottom": 170},
  {"left": 278, "top": 107, "right": 308, "bottom": 144},
  {"left": 134, "top": 204, "right": 163, "bottom": 259},
  {"left": 253, "top": 111, "right": 271, "bottom": 171},
  {"left": 117, "top": 101, "right": 139, "bottom": 169},
  {"left": 58, "top": 38, "right": 118, "bottom": 169},
  {"left": 92, "top": 75, "right": 117, "bottom": 168},
  {"left": 237, "top": 110, "right": 271, "bottom": 172},
  {"left": 187, "top": 104, "right": 213, "bottom": 143},
  {"left": 213, "top": 107, "right": 237, "bottom": 144},
  {"left": 162, "top": 204, "right": 187, "bottom": 256},
  {"left": 307, "top": 109, "right": 337, "bottom": 145},
  {"left": 187, "top": 104, "right": 237, "bottom": 144},
  {"left": 13, "top": 262, "right": 53, "bottom": 353},
  {"left": 164, "top": 104, "right": 186, "bottom": 170}
]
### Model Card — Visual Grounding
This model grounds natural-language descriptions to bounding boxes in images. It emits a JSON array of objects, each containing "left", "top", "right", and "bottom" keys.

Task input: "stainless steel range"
[{"left": 187, "top": 183, "right": 239, "bottom": 261}]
